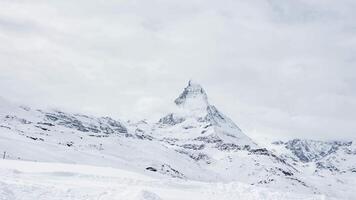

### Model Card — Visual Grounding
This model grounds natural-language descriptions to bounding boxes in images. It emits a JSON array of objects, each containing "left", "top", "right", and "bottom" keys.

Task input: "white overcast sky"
[{"left": 1, "top": 0, "right": 356, "bottom": 141}]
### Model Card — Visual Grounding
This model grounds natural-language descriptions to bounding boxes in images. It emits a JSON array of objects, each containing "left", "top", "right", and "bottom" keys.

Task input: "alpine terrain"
[{"left": 0, "top": 81, "right": 354, "bottom": 199}]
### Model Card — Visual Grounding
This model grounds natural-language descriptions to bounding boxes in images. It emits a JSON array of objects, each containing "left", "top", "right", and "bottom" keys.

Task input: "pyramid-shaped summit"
[
  {"left": 174, "top": 80, "right": 209, "bottom": 111},
  {"left": 159, "top": 81, "right": 256, "bottom": 146},
  {"left": 172, "top": 80, "right": 238, "bottom": 126}
]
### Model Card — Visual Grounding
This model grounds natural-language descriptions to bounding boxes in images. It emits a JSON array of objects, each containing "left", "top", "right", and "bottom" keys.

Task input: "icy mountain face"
[
  {"left": 273, "top": 139, "right": 353, "bottom": 163},
  {"left": 173, "top": 81, "right": 241, "bottom": 129},
  {"left": 174, "top": 80, "right": 209, "bottom": 111},
  {"left": 159, "top": 81, "right": 253, "bottom": 145},
  {"left": 272, "top": 139, "right": 356, "bottom": 173}
]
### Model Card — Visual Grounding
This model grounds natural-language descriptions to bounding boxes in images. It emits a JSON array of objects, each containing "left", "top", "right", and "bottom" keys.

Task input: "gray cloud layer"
[{"left": 1, "top": 0, "right": 356, "bottom": 140}]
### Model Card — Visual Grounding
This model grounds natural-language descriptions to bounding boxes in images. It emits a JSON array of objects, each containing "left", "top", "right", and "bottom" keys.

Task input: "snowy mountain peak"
[
  {"left": 174, "top": 81, "right": 209, "bottom": 111},
  {"left": 160, "top": 81, "right": 257, "bottom": 149}
]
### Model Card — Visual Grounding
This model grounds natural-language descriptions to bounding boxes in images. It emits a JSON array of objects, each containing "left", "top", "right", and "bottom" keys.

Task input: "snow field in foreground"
[{"left": 0, "top": 160, "right": 324, "bottom": 200}]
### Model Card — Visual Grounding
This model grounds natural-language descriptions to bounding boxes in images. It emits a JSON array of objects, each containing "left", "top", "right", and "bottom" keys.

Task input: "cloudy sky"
[{"left": 1, "top": 0, "right": 356, "bottom": 141}]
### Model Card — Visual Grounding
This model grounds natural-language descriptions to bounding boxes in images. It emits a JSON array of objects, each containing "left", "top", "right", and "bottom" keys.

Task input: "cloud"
[{"left": 1, "top": 0, "right": 356, "bottom": 140}]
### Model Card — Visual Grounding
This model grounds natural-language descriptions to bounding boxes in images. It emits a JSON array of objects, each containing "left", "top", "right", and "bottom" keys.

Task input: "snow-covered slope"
[
  {"left": 271, "top": 139, "right": 356, "bottom": 199},
  {"left": 0, "top": 159, "right": 324, "bottom": 200},
  {"left": 0, "top": 81, "right": 355, "bottom": 199}
]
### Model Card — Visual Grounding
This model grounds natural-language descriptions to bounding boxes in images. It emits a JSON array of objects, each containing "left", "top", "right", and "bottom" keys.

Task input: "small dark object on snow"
[{"left": 146, "top": 167, "right": 157, "bottom": 172}]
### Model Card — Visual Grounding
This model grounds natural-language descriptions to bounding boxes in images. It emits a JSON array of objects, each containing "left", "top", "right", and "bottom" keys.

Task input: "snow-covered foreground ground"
[{"left": 0, "top": 160, "right": 324, "bottom": 200}]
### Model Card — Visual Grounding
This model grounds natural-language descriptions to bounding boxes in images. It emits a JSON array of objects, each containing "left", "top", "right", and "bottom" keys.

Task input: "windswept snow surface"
[{"left": 0, "top": 160, "right": 323, "bottom": 200}]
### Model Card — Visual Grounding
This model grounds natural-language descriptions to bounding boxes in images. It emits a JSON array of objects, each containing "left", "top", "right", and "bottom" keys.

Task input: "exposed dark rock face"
[
  {"left": 146, "top": 165, "right": 185, "bottom": 179},
  {"left": 181, "top": 144, "right": 205, "bottom": 150},
  {"left": 193, "top": 135, "right": 223, "bottom": 144},
  {"left": 26, "top": 136, "right": 44, "bottom": 141},
  {"left": 44, "top": 111, "right": 128, "bottom": 135},
  {"left": 5, "top": 115, "right": 32, "bottom": 124},
  {"left": 99, "top": 117, "right": 128, "bottom": 134},
  {"left": 135, "top": 130, "right": 154, "bottom": 141},
  {"left": 37, "top": 122, "right": 55, "bottom": 127},
  {"left": 174, "top": 80, "right": 208, "bottom": 107},
  {"left": 45, "top": 112, "right": 90, "bottom": 132},
  {"left": 249, "top": 148, "right": 270, "bottom": 156},
  {"left": 176, "top": 149, "right": 211, "bottom": 164},
  {"left": 159, "top": 113, "right": 185, "bottom": 126},
  {"left": 273, "top": 139, "right": 356, "bottom": 176},
  {"left": 204, "top": 106, "right": 228, "bottom": 126},
  {"left": 281, "top": 139, "right": 352, "bottom": 163},
  {"left": 160, "top": 137, "right": 179, "bottom": 145},
  {"left": 160, "top": 164, "right": 185, "bottom": 178},
  {"left": 216, "top": 143, "right": 241, "bottom": 152},
  {"left": 316, "top": 162, "right": 340, "bottom": 172}
]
